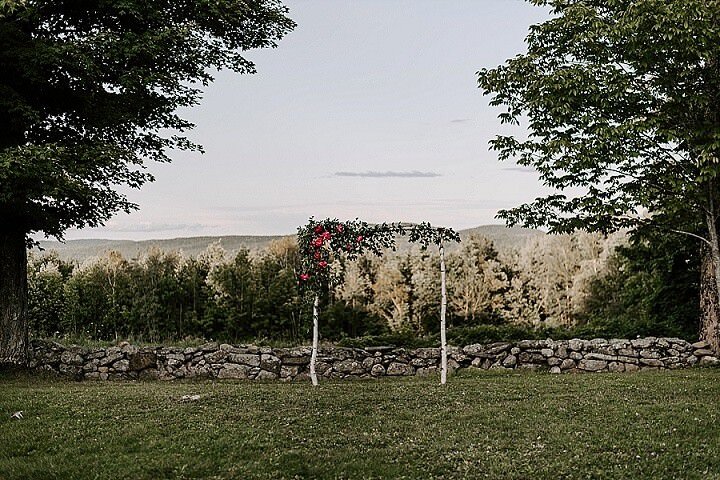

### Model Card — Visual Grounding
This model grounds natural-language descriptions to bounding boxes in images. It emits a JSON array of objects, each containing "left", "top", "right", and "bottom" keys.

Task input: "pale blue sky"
[{"left": 68, "top": 0, "right": 551, "bottom": 240}]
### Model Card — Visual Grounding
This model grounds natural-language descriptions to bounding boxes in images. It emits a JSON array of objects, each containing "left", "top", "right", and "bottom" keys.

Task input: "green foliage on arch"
[{"left": 296, "top": 218, "right": 460, "bottom": 298}]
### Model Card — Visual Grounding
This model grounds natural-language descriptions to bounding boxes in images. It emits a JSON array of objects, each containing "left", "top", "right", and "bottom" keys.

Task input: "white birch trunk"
[
  {"left": 310, "top": 295, "right": 319, "bottom": 386},
  {"left": 440, "top": 243, "right": 448, "bottom": 385}
]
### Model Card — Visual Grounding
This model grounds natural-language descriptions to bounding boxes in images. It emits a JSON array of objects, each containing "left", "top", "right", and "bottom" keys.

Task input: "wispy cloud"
[
  {"left": 334, "top": 170, "right": 442, "bottom": 178},
  {"left": 502, "top": 166, "right": 536, "bottom": 173}
]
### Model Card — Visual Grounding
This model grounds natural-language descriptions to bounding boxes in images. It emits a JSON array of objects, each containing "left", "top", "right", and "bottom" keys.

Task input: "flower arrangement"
[{"left": 296, "top": 217, "right": 460, "bottom": 297}]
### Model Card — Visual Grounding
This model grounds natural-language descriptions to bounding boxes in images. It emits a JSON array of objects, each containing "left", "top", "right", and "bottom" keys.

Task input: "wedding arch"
[{"left": 296, "top": 218, "right": 460, "bottom": 385}]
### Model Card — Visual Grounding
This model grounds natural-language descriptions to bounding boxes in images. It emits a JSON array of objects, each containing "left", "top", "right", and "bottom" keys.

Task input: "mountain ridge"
[{"left": 34, "top": 225, "right": 544, "bottom": 261}]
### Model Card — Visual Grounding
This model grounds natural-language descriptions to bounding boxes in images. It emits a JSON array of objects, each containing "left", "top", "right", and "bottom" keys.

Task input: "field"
[{"left": 1, "top": 368, "right": 719, "bottom": 479}]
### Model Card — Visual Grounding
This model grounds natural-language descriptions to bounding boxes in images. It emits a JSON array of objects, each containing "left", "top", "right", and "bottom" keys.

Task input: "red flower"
[
  {"left": 356, "top": 235, "right": 364, "bottom": 243},
  {"left": 318, "top": 261, "right": 328, "bottom": 269},
  {"left": 314, "top": 225, "right": 324, "bottom": 234},
  {"left": 313, "top": 237, "right": 324, "bottom": 247},
  {"left": 299, "top": 274, "right": 310, "bottom": 281},
  {"left": 336, "top": 225, "right": 344, "bottom": 233},
  {"left": 345, "top": 244, "right": 353, "bottom": 251},
  {"left": 313, "top": 251, "right": 321, "bottom": 260},
  {"left": 322, "top": 231, "right": 331, "bottom": 240}
]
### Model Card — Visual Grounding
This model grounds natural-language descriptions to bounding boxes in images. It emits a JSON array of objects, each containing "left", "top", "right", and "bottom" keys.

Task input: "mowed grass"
[{"left": 1, "top": 369, "right": 720, "bottom": 480}]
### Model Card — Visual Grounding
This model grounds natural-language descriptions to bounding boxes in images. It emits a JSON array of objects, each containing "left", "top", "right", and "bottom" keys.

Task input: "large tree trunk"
[
  {"left": 700, "top": 243, "right": 720, "bottom": 353},
  {"left": 0, "top": 230, "right": 28, "bottom": 365}
]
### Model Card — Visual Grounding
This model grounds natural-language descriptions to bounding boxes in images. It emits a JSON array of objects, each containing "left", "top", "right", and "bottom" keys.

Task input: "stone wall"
[{"left": 28, "top": 337, "right": 719, "bottom": 381}]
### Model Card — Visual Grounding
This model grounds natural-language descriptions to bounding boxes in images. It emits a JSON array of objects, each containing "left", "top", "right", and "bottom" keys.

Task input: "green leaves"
[
  {"left": 0, "top": 0, "right": 295, "bottom": 238},
  {"left": 296, "top": 218, "right": 460, "bottom": 300},
  {"left": 479, "top": 0, "right": 720, "bottom": 237}
]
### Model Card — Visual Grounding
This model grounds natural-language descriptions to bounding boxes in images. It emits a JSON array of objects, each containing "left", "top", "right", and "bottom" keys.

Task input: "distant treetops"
[{"left": 297, "top": 218, "right": 460, "bottom": 297}]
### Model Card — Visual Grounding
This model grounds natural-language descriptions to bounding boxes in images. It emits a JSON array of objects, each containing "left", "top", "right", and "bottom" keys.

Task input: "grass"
[{"left": 1, "top": 369, "right": 720, "bottom": 479}]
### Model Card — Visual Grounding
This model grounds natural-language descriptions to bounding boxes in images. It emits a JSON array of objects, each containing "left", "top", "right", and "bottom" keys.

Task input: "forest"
[{"left": 27, "top": 231, "right": 699, "bottom": 346}]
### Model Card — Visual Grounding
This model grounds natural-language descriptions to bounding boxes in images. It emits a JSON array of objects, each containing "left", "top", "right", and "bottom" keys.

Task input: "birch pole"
[
  {"left": 310, "top": 295, "right": 319, "bottom": 386},
  {"left": 440, "top": 242, "right": 448, "bottom": 385}
]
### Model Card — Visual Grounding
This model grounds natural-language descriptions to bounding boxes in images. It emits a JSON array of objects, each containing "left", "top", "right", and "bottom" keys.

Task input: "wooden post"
[
  {"left": 440, "top": 243, "right": 447, "bottom": 385},
  {"left": 310, "top": 295, "right": 319, "bottom": 386}
]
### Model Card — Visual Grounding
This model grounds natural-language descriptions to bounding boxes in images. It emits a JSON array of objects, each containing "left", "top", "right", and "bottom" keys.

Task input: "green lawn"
[{"left": 1, "top": 369, "right": 720, "bottom": 480}]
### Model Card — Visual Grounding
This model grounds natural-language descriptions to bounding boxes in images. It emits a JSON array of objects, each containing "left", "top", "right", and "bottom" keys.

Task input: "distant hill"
[{"left": 34, "top": 225, "right": 544, "bottom": 262}]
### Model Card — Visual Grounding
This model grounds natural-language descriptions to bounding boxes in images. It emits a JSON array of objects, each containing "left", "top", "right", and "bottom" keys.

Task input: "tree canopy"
[
  {"left": 0, "top": 0, "right": 295, "bottom": 238},
  {"left": 0, "top": 0, "right": 294, "bottom": 363},
  {"left": 478, "top": 0, "right": 719, "bottom": 237}
]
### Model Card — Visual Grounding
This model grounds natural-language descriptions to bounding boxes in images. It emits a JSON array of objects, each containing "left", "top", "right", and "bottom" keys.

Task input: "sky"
[{"left": 66, "top": 0, "right": 551, "bottom": 240}]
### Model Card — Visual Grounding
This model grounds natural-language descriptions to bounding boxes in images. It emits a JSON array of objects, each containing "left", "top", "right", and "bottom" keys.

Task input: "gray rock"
[
  {"left": 255, "top": 370, "right": 279, "bottom": 380},
  {"left": 510, "top": 347, "right": 521, "bottom": 355},
  {"left": 260, "top": 354, "right": 281, "bottom": 373},
  {"left": 639, "top": 350, "right": 661, "bottom": 359},
  {"left": 99, "top": 351, "right": 124, "bottom": 366},
  {"left": 415, "top": 348, "right": 441, "bottom": 359},
  {"left": 386, "top": 362, "right": 414, "bottom": 376},
  {"left": 486, "top": 343, "right": 512, "bottom": 355},
  {"left": 585, "top": 353, "right": 617, "bottom": 362},
  {"left": 578, "top": 359, "right": 607, "bottom": 372},
  {"left": 198, "top": 342, "right": 219, "bottom": 351},
  {"left": 112, "top": 359, "right": 130, "bottom": 372},
  {"left": 691, "top": 340, "right": 710, "bottom": 349},
  {"left": 502, "top": 355, "right": 517, "bottom": 368},
  {"left": 693, "top": 348, "right": 715, "bottom": 357},
  {"left": 204, "top": 350, "right": 226, "bottom": 363},
  {"left": 700, "top": 356, "right": 720, "bottom": 366},
  {"left": 547, "top": 357, "right": 562, "bottom": 367},
  {"left": 228, "top": 353, "right": 260, "bottom": 367},
  {"left": 281, "top": 356, "right": 309, "bottom": 366},
  {"left": 540, "top": 348, "right": 554, "bottom": 358},
  {"left": 334, "top": 359, "right": 364, "bottom": 375},
  {"left": 608, "top": 362, "right": 625, "bottom": 373},
  {"left": 639, "top": 358, "right": 664, "bottom": 367},
  {"left": 280, "top": 366, "right": 299, "bottom": 379},
  {"left": 218, "top": 364, "right": 250, "bottom": 379},
  {"left": 518, "top": 352, "right": 545, "bottom": 364},
  {"left": 362, "top": 357, "right": 378, "bottom": 369},
  {"left": 568, "top": 339, "right": 584, "bottom": 351},
  {"left": 617, "top": 348, "right": 637, "bottom": 357},
  {"left": 560, "top": 359, "right": 575, "bottom": 370},
  {"left": 370, "top": 364, "right": 386, "bottom": 376},
  {"left": 314, "top": 361, "right": 332, "bottom": 375},
  {"left": 549, "top": 366, "right": 561, "bottom": 374},
  {"left": 624, "top": 363, "right": 640, "bottom": 372},
  {"left": 569, "top": 352, "right": 583, "bottom": 360},
  {"left": 631, "top": 337, "right": 656, "bottom": 349}
]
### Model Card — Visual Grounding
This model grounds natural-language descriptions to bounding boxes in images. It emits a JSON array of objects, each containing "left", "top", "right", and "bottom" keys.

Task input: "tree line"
[{"left": 27, "top": 232, "right": 698, "bottom": 345}]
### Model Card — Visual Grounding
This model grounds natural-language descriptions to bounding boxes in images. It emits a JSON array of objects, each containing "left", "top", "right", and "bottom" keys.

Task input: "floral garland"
[{"left": 296, "top": 217, "right": 460, "bottom": 297}]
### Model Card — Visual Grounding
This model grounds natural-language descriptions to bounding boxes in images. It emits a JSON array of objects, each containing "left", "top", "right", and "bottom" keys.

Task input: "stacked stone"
[
  {"left": 28, "top": 337, "right": 719, "bottom": 381},
  {"left": 461, "top": 337, "right": 720, "bottom": 373}
]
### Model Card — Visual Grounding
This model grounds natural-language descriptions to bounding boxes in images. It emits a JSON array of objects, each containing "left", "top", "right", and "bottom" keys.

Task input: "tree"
[
  {"left": 478, "top": 0, "right": 720, "bottom": 349},
  {"left": 447, "top": 235, "right": 508, "bottom": 325},
  {"left": 0, "top": 1, "right": 295, "bottom": 362}
]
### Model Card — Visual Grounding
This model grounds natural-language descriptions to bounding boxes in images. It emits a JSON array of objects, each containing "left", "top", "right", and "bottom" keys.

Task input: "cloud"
[
  {"left": 502, "top": 166, "right": 536, "bottom": 173},
  {"left": 334, "top": 170, "right": 442, "bottom": 178},
  {"left": 450, "top": 118, "right": 471, "bottom": 123}
]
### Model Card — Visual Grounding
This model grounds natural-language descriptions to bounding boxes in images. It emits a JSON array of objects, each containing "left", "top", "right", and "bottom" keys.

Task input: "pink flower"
[
  {"left": 313, "top": 237, "right": 324, "bottom": 247},
  {"left": 299, "top": 274, "right": 310, "bottom": 281},
  {"left": 313, "top": 251, "right": 321, "bottom": 260},
  {"left": 356, "top": 235, "right": 364, "bottom": 243},
  {"left": 322, "top": 231, "right": 331, "bottom": 240},
  {"left": 336, "top": 225, "right": 344, "bottom": 233},
  {"left": 318, "top": 261, "right": 328, "bottom": 269},
  {"left": 314, "top": 225, "right": 324, "bottom": 234}
]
